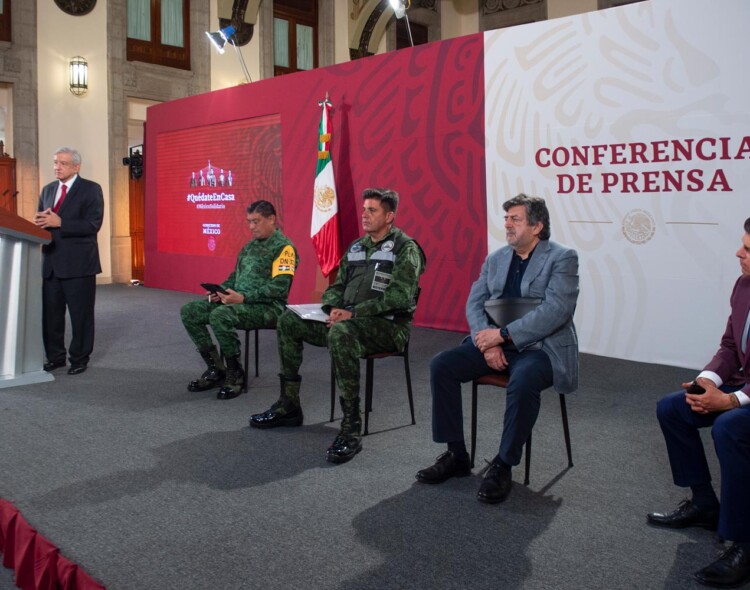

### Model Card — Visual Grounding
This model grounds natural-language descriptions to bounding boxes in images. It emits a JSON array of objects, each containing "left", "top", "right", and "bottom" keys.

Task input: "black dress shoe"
[
  {"left": 325, "top": 434, "right": 362, "bottom": 464},
  {"left": 216, "top": 385, "right": 243, "bottom": 400},
  {"left": 416, "top": 451, "right": 472, "bottom": 484},
  {"left": 249, "top": 403, "right": 304, "bottom": 429},
  {"left": 43, "top": 360, "right": 66, "bottom": 372},
  {"left": 67, "top": 365, "right": 87, "bottom": 375},
  {"left": 694, "top": 544, "right": 750, "bottom": 588},
  {"left": 477, "top": 461, "right": 512, "bottom": 504},
  {"left": 647, "top": 499, "right": 719, "bottom": 530}
]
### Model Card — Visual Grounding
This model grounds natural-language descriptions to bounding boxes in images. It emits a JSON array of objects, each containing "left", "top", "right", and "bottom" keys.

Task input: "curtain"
[
  {"left": 127, "top": 0, "right": 150, "bottom": 41},
  {"left": 274, "top": 18, "right": 290, "bottom": 67},
  {"left": 161, "top": 0, "right": 184, "bottom": 47},
  {"left": 161, "top": 0, "right": 185, "bottom": 47},
  {"left": 296, "top": 24, "right": 313, "bottom": 70}
]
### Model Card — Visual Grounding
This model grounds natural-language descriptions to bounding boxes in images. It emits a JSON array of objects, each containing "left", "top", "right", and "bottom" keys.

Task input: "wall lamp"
[
  {"left": 69, "top": 56, "right": 88, "bottom": 96},
  {"left": 389, "top": 0, "right": 414, "bottom": 47}
]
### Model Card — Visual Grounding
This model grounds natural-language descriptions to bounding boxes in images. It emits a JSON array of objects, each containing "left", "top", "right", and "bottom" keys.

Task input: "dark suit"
[
  {"left": 38, "top": 176, "right": 104, "bottom": 367},
  {"left": 430, "top": 239, "right": 580, "bottom": 466},
  {"left": 656, "top": 275, "right": 750, "bottom": 542}
]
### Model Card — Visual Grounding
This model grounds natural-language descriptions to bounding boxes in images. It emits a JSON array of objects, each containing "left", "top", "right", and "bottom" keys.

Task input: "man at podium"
[{"left": 33, "top": 147, "right": 104, "bottom": 376}]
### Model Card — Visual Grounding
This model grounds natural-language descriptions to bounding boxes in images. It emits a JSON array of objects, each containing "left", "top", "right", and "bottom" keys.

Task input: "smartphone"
[
  {"left": 686, "top": 380, "right": 706, "bottom": 394},
  {"left": 200, "top": 282, "right": 229, "bottom": 295}
]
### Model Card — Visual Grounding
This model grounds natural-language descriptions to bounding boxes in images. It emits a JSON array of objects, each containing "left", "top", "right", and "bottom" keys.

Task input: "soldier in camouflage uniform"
[
  {"left": 249, "top": 188, "right": 425, "bottom": 464},
  {"left": 180, "top": 200, "right": 298, "bottom": 400}
]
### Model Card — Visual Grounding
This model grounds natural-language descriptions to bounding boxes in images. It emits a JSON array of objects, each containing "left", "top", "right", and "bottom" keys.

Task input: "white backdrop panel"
[{"left": 484, "top": 0, "right": 750, "bottom": 369}]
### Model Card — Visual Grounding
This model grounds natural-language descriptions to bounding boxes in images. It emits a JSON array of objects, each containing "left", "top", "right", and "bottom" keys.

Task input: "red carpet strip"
[{"left": 0, "top": 499, "right": 105, "bottom": 590}]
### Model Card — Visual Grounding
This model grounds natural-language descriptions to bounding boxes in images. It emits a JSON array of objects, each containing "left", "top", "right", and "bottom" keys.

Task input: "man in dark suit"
[
  {"left": 647, "top": 218, "right": 750, "bottom": 588},
  {"left": 416, "top": 194, "right": 579, "bottom": 504},
  {"left": 33, "top": 147, "right": 104, "bottom": 376}
]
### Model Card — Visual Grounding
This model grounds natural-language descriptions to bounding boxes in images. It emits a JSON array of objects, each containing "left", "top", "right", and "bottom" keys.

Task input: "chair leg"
[
  {"left": 470, "top": 389, "right": 572, "bottom": 485},
  {"left": 254, "top": 329, "right": 259, "bottom": 377},
  {"left": 364, "top": 358, "right": 374, "bottom": 436},
  {"left": 329, "top": 364, "right": 336, "bottom": 422},
  {"left": 559, "top": 394, "right": 573, "bottom": 467},
  {"left": 470, "top": 381, "right": 478, "bottom": 469},
  {"left": 524, "top": 433, "right": 532, "bottom": 486},
  {"left": 403, "top": 348, "right": 415, "bottom": 426},
  {"left": 242, "top": 330, "right": 250, "bottom": 394}
]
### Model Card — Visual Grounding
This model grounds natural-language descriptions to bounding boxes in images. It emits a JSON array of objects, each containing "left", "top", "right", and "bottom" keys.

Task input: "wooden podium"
[{"left": 0, "top": 209, "right": 54, "bottom": 388}]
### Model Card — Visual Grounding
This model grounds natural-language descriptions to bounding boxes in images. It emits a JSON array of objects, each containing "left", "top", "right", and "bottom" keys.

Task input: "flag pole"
[{"left": 311, "top": 94, "right": 343, "bottom": 290}]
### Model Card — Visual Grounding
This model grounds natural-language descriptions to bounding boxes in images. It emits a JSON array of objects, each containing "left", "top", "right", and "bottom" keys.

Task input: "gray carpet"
[{"left": 0, "top": 284, "right": 727, "bottom": 590}]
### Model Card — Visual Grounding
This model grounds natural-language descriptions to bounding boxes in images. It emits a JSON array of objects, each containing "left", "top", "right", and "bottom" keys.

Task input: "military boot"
[
  {"left": 187, "top": 346, "right": 226, "bottom": 392},
  {"left": 217, "top": 355, "right": 245, "bottom": 400},
  {"left": 249, "top": 374, "right": 304, "bottom": 428},
  {"left": 326, "top": 396, "right": 363, "bottom": 464}
]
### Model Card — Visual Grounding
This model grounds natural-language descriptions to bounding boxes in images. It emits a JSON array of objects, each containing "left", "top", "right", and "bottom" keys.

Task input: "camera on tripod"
[{"left": 122, "top": 146, "right": 143, "bottom": 180}]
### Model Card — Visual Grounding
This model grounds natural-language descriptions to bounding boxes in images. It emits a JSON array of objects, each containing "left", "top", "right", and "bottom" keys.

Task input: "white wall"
[
  {"left": 334, "top": 1, "right": 350, "bottom": 64},
  {"left": 37, "top": 0, "right": 111, "bottom": 281},
  {"left": 128, "top": 98, "right": 160, "bottom": 148},
  {"left": 0, "top": 84, "right": 13, "bottom": 155},
  {"left": 548, "top": 0, "right": 598, "bottom": 19},
  {"left": 441, "top": 0, "right": 479, "bottom": 39}
]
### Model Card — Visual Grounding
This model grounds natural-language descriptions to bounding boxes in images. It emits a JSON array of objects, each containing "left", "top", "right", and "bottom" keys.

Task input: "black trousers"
[
  {"left": 42, "top": 274, "right": 96, "bottom": 366},
  {"left": 430, "top": 338, "right": 553, "bottom": 467}
]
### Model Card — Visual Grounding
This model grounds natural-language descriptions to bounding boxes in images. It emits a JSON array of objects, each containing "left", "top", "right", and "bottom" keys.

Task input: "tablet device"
[
  {"left": 200, "top": 282, "right": 229, "bottom": 295},
  {"left": 484, "top": 297, "right": 542, "bottom": 327}
]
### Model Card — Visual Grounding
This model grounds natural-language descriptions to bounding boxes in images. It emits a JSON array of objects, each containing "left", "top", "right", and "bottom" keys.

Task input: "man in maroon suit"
[{"left": 648, "top": 217, "right": 750, "bottom": 588}]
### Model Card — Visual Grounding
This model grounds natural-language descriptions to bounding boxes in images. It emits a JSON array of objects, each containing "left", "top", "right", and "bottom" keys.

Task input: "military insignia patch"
[
  {"left": 372, "top": 271, "right": 392, "bottom": 292},
  {"left": 272, "top": 245, "right": 297, "bottom": 277},
  {"left": 381, "top": 240, "right": 395, "bottom": 252}
]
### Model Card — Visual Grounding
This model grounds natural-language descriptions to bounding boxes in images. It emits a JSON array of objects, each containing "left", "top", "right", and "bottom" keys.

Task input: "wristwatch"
[{"left": 499, "top": 327, "right": 510, "bottom": 342}]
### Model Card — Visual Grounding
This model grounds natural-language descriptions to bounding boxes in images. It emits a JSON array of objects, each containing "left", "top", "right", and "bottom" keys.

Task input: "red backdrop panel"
[
  {"left": 145, "top": 33, "right": 486, "bottom": 332},
  {"left": 155, "top": 115, "right": 281, "bottom": 258}
]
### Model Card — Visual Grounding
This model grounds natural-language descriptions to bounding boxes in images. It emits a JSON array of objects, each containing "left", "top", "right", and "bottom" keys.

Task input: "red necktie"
[{"left": 53, "top": 184, "right": 67, "bottom": 213}]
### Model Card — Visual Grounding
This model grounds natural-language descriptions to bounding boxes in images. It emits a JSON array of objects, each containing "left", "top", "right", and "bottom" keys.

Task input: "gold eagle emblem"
[{"left": 314, "top": 185, "right": 336, "bottom": 213}]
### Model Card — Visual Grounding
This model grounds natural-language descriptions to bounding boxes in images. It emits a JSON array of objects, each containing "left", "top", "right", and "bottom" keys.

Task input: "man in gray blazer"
[
  {"left": 416, "top": 194, "right": 579, "bottom": 504},
  {"left": 33, "top": 147, "right": 104, "bottom": 375}
]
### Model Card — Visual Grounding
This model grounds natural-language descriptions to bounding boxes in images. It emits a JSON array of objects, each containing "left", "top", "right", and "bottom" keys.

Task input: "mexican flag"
[{"left": 310, "top": 97, "right": 342, "bottom": 278}]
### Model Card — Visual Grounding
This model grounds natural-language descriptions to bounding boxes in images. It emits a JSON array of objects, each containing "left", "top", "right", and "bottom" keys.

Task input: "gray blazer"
[{"left": 466, "top": 239, "right": 580, "bottom": 394}]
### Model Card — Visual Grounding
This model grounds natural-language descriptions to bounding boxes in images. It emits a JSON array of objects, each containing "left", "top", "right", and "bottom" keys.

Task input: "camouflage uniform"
[
  {"left": 277, "top": 227, "right": 425, "bottom": 400},
  {"left": 181, "top": 229, "right": 299, "bottom": 358}
]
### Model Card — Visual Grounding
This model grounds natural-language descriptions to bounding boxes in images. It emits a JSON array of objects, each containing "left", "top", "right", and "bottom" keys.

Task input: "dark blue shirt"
[{"left": 501, "top": 246, "right": 536, "bottom": 298}]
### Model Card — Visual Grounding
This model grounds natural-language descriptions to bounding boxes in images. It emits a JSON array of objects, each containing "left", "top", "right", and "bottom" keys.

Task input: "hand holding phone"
[
  {"left": 686, "top": 380, "right": 706, "bottom": 394},
  {"left": 200, "top": 282, "right": 229, "bottom": 295}
]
